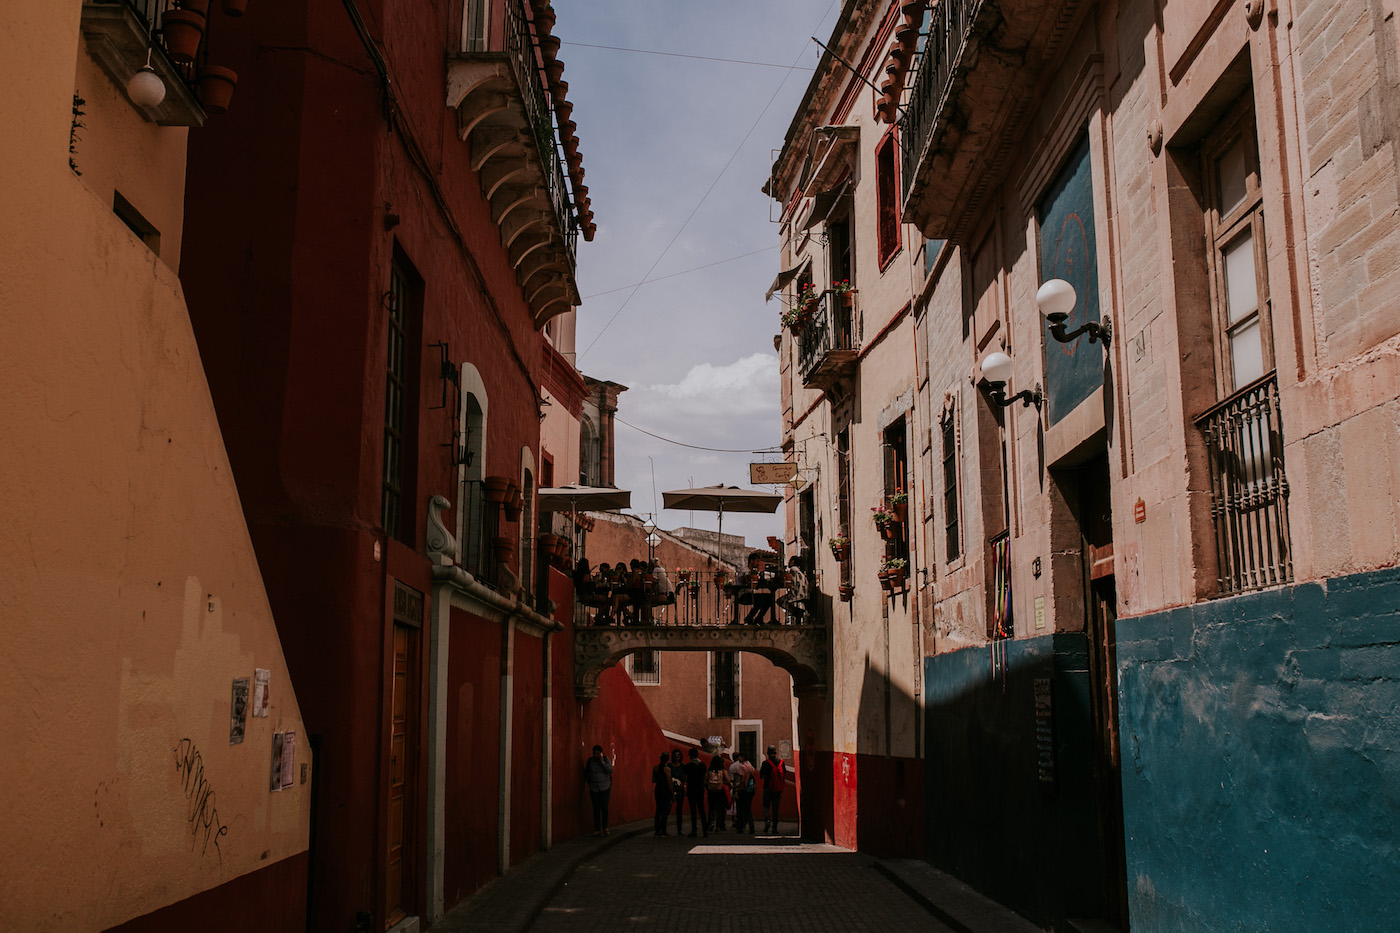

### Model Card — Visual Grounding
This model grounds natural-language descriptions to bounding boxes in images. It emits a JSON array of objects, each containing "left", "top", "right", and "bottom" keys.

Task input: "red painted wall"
[
  {"left": 511, "top": 634, "right": 544, "bottom": 863},
  {"left": 444, "top": 609, "right": 503, "bottom": 906}
]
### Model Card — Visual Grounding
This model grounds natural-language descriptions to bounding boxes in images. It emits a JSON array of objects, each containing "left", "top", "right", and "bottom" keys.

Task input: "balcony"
[
  {"left": 798, "top": 290, "right": 859, "bottom": 391},
  {"left": 1195, "top": 374, "right": 1292, "bottom": 596},
  {"left": 80, "top": 1, "right": 206, "bottom": 127},
  {"left": 899, "top": 0, "right": 1083, "bottom": 240},
  {"left": 448, "top": 0, "right": 584, "bottom": 327}
]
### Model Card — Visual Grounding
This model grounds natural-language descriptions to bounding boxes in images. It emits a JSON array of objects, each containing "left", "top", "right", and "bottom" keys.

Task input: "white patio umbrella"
[
  {"left": 661, "top": 484, "right": 783, "bottom": 542},
  {"left": 537, "top": 485, "right": 631, "bottom": 558}
]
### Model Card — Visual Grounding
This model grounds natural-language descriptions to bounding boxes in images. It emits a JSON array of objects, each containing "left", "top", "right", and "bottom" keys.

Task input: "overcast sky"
[{"left": 555, "top": 0, "right": 839, "bottom": 545}]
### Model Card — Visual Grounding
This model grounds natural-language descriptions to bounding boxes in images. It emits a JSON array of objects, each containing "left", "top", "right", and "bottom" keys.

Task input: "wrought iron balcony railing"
[
  {"left": 577, "top": 569, "right": 809, "bottom": 628},
  {"left": 1195, "top": 374, "right": 1292, "bottom": 595},
  {"left": 797, "top": 290, "right": 859, "bottom": 389},
  {"left": 459, "top": 0, "right": 577, "bottom": 270},
  {"left": 899, "top": 0, "right": 979, "bottom": 205}
]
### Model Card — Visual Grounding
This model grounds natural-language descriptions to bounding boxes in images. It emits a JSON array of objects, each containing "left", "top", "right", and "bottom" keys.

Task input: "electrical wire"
[
  {"left": 616, "top": 416, "right": 781, "bottom": 454},
  {"left": 580, "top": 246, "right": 777, "bottom": 299},
  {"left": 561, "top": 40, "right": 817, "bottom": 71},
  {"left": 577, "top": 3, "right": 836, "bottom": 361}
]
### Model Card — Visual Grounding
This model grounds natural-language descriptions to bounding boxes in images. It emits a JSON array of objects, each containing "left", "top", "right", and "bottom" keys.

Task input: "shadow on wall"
[
  {"left": 853, "top": 657, "right": 925, "bottom": 858},
  {"left": 921, "top": 633, "right": 1106, "bottom": 928}
]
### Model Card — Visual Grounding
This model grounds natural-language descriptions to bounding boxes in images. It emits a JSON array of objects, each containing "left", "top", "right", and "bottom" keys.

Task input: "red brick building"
[{"left": 178, "top": 1, "right": 663, "bottom": 929}]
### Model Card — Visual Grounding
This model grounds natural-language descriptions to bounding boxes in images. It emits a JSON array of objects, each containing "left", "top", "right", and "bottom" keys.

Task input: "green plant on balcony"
[
  {"left": 829, "top": 534, "right": 850, "bottom": 561},
  {"left": 832, "top": 279, "right": 854, "bottom": 305}
]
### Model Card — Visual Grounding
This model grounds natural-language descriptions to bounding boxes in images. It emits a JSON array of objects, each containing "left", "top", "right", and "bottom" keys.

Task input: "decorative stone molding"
[
  {"left": 574, "top": 625, "right": 828, "bottom": 700},
  {"left": 426, "top": 494, "right": 458, "bottom": 566}
]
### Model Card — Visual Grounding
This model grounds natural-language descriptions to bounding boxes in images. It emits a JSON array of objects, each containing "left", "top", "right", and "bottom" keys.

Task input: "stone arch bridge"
[{"left": 574, "top": 623, "right": 828, "bottom": 700}]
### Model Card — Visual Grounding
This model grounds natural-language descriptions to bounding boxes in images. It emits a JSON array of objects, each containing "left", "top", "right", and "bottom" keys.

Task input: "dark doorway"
[{"left": 1071, "top": 453, "right": 1128, "bottom": 929}]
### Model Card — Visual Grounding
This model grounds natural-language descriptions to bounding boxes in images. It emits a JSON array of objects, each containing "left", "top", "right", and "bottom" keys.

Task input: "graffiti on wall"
[{"left": 173, "top": 738, "right": 229, "bottom": 860}]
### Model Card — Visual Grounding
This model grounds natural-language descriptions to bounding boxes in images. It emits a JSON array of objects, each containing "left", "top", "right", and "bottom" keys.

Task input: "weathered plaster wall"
[
  {"left": 0, "top": 4, "right": 309, "bottom": 926},
  {"left": 1117, "top": 568, "right": 1400, "bottom": 932}
]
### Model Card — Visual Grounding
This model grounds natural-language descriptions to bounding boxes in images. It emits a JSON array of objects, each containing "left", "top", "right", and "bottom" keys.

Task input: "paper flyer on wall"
[
  {"left": 229, "top": 677, "right": 249, "bottom": 744},
  {"left": 270, "top": 732, "right": 284, "bottom": 792},
  {"left": 281, "top": 731, "right": 296, "bottom": 788},
  {"left": 253, "top": 668, "right": 270, "bottom": 717}
]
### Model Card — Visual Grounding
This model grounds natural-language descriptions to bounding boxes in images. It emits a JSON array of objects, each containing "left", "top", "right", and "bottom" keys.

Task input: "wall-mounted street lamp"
[
  {"left": 979, "top": 351, "right": 1042, "bottom": 410},
  {"left": 1038, "top": 278, "right": 1112, "bottom": 348}
]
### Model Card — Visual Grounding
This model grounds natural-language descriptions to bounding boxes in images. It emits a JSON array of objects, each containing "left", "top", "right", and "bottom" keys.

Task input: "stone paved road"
[{"left": 532, "top": 824, "right": 955, "bottom": 932}]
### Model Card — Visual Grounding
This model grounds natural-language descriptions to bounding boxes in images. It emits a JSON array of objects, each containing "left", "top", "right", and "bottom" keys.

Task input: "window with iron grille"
[
  {"left": 383, "top": 256, "right": 421, "bottom": 543},
  {"left": 941, "top": 412, "right": 960, "bottom": 562},
  {"left": 628, "top": 650, "right": 660, "bottom": 686},
  {"left": 711, "top": 651, "right": 739, "bottom": 718},
  {"left": 884, "top": 418, "right": 910, "bottom": 564},
  {"left": 837, "top": 429, "right": 852, "bottom": 587},
  {"left": 1196, "top": 97, "right": 1291, "bottom": 595}
]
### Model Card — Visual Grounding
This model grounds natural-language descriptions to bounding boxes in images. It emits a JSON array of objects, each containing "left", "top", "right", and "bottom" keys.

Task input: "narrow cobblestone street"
[{"left": 531, "top": 824, "right": 953, "bottom": 932}]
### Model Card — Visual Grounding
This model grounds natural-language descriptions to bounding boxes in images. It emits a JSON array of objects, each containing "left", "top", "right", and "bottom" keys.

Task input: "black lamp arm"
[{"left": 1047, "top": 316, "right": 1113, "bottom": 348}]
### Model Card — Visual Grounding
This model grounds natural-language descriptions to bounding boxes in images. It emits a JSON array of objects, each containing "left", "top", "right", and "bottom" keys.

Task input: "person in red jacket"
[{"left": 758, "top": 745, "right": 787, "bottom": 834}]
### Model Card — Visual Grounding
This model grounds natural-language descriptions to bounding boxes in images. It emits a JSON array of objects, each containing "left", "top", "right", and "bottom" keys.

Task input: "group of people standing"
[{"left": 650, "top": 746, "right": 788, "bottom": 838}]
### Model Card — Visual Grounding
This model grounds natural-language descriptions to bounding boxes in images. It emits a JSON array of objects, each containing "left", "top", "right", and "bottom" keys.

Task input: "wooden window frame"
[
  {"left": 1202, "top": 99, "right": 1273, "bottom": 397},
  {"left": 940, "top": 409, "right": 961, "bottom": 563},
  {"left": 875, "top": 129, "right": 902, "bottom": 269}
]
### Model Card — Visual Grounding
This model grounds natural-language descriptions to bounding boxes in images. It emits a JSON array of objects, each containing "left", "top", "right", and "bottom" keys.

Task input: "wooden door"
[{"left": 384, "top": 622, "right": 419, "bottom": 928}]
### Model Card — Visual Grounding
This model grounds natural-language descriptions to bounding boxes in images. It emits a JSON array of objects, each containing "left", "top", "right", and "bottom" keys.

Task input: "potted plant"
[
  {"left": 714, "top": 569, "right": 729, "bottom": 586},
  {"left": 492, "top": 535, "right": 516, "bottom": 563},
  {"left": 676, "top": 568, "right": 691, "bottom": 584},
  {"left": 161, "top": 7, "right": 206, "bottom": 64},
  {"left": 503, "top": 484, "right": 523, "bottom": 521},
  {"left": 198, "top": 65, "right": 238, "bottom": 114},
  {"left": 889, "top": 490, "right": 909, "bottom": 523},
  {"left": 882, "top": 557, "right": 908, "bottom": 591},
  {"left": 832, "top": 278, "right": 855, "bottom": 306},
  {"left": 799, "top": 281, "right": 819, "bottom": 312},
  {"left": 539, "top": 532, "right": 560, "bottom": 560},
  {"left": 871, "top": 504, "right": 900, "bottom": 540},
  {"left": 781, "top": 303, "right": 808, "bottom": 334},
  {"left": 829, "top": 533, "right": 850, "bottom": 561},
  {"left": 838, "top": 583, "right": 854, "bottom": 601}
]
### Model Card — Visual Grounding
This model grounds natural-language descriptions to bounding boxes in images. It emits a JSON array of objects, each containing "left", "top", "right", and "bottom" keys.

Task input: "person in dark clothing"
[
  {"left": 705, "top": 753, "right": 731, "bottom": 831},
  {"left": 683, "top": 749, "right": 709, "bottom": 837},
  {"left": 584, "top": 744, "right": 613, "bottom": 836},
  {"left": 759, "top": 745, "right": 787, "bottom": 834},
  {"left": 652, "top": 752, "right": 673, "bottom": 836},
  {"left": 670, "top": 748, "right": 689, "bottom": 834}
]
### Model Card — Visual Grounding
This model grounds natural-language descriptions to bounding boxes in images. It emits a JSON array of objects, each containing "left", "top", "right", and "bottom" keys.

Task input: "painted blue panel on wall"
[
  {"left": 1038, "top": 134, "right": 1103, "bottom": 425},
  {"left": 1117, "top": 567, "right": 1400, "bottom": 932}
]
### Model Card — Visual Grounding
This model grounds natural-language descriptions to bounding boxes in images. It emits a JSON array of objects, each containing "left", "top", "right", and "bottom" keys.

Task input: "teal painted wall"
[
  {"left": 1117, "top": 567, "right": 1400, "bottom": 932},
  {"left": 923, "top": 633, "right": 1105, "bottom": 926}
]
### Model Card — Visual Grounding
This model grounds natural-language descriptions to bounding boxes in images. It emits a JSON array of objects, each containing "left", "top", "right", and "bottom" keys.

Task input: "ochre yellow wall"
[{"left": 0, "top": 4, "right": 309, "bottom": 926}]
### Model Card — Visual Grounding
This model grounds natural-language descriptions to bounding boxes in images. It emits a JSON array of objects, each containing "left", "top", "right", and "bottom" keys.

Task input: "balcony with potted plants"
[
  {"left": 80, "top": 0, "right": 247, "bottom": 126},
  {"left": 897, "top": 0, "right": 1086, "bottom": 240},
  {"left": 796, "top": 282, "right": 859, "bottom": 391},
  {"left": 448, "top": 0, "right": 592, "bottom": 329}
]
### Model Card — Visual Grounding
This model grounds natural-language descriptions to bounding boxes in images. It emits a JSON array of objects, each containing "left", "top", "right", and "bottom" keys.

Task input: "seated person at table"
[
  {"left": 625, "top": 559, "right": 648, "bottom": 624},
  {"left": 779, "top": 556, "right": 809, "bottom": 624},
  {"left": 650, "top": 561, "right": 674, "bottom": 611}
]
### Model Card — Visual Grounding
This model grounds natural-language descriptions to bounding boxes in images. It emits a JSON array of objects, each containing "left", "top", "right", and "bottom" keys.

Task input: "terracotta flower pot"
[
  {"left": 839, "top": 584, "right": 854, "bottom": 602},
  {"left": 492, "top": 536, "right": 516, "bottom": 562},
  {"left": 891, "top": 500, "right": 908, "bottom": 523},
  {"left": 483, "top": 476, "right": 510, "bottom": 504},
  {"left": 546, "top": 59, "right": 566, "bottom": 85},
  {"left": 878, "top": 570, "right": 893, "bottom": 591},
  {"left": 222, "top": 0, "right": 249, "bottom": 15},
  {"left": 161, "top": 9, "right": 206, "bottom": 64},
  {"left": 879, "top": 521, "right": 901, "bottom": 541},
  {"left": 831, "top": 542, "right": 849, "bottom": 562},
  {"left": 198, "top": 65, "right": 238, "bottom": 114}
]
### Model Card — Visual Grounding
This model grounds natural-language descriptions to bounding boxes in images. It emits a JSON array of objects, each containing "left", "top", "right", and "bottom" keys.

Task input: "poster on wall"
[
  {"left": 252, "top": 668, "right": 270, "bottom": 717},
  {"left": 1038, "top": 133, "right": 1104, "bottom": 426},
  {"left": 229, "top": 677, "right": 250, "bottom": 745},
  {"left": 270, "top": 732, "right": 284, "bottom": 792},
  {"left": 281, "top": 731, "right": 297, "bottom": 788}
]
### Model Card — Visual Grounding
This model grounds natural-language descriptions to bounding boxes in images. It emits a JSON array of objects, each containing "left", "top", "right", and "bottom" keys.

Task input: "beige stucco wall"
[
  {"left": 0, "top": 4, "right": 309, "bottom": 926},
  {"left": 775, "top": 5, "right": 928, "bottom": 763}
]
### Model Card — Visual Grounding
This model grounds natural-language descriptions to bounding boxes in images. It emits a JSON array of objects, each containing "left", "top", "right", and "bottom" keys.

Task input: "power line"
[
  {"left": 616, "top": 416, "right": 781, "bottom": 454},
  {"left": 561, "top": 40, "right": 816, "bottom": 71},
  {"left": 577, "top": 5, "right": 834, "bottom": 361},
  {"left": 581, "top": 246, "right": 776, "bottom": 299}
]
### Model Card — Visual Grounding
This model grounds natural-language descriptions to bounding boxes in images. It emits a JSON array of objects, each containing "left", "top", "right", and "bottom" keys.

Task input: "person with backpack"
[
  {"left": 759, "top": 745, "right": 787, "bottom": 834},
  {"left": 704, "top": 752, "right": 731, "bottom": 832},
  {"left": 729, "top": 752, "right": 757, "bottom": 833}
]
